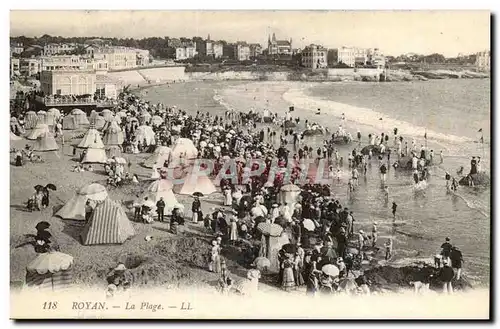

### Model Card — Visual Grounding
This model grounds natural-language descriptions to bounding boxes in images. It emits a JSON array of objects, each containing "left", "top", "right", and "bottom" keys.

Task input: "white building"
[
  {"left": 10, "top": 58, "right": 20, "bottom": 78},
  {"left": 95, "top": 75, "right": 119, "bottom": 99},
  {"left": 40, "top": 69, "right": 96, "bottom": 96},
  {"left": 176, "top": 44, "right": 197, "bottom": 60},
  {"left": 40, "top": 55, "right": 93, "bottom": 71},
  {"left": 301, "top": 44, "right": 328, "bottom": 69},
  {"left": 93, "top": 47, "right": 138, "bottom": 71},
  {"left": 476, "top": 50, "right": 490, "bottom": 71},
  {"left": 234, "top": 42, "right": 251, "bottom": 61},
  {"left": 20, "top": 58, "right": 42, "bottom": 77},
  {"left": 337, "top": 46, "right": 369, "bottom": 67},
  {"left": 43, "top": 43, "right": 77, "bottom": 56}
]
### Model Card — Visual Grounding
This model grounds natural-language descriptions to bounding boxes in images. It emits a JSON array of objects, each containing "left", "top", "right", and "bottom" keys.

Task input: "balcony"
[{"left": 35, "top": 95, "right": 116, "bottom": 107}]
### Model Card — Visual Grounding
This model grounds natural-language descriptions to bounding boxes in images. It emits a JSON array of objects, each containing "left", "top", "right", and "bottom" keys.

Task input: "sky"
[{"left": 10, "top": 10, "right": 491, "bottom": 57}]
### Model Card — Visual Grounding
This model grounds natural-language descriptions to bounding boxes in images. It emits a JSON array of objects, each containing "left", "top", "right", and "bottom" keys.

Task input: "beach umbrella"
[
  {"left": 339, "top": 278, "right": 358, "bottom": 291},
  {"left": 302, "top": 218, "right": 315, "bottom": 231},
  {"left": 151, "top": 115, "right": 164, "bottom": 125},
  {"left": 107, "top": 158, "right": 116, "bottom": 163},
  {"left": 200, "top": 141, "right": 207, "bottom": 148},
  {"left": 142, "top": 199, "right": 155, "bottom": 208},
  {"left": 208, "top": 143, "right": 214, "bottom": 148},
  {"left": 26, "top": 251, "right": 73, "bottom": 274},
  {"left": 253, "top": 257, "right": 271, "bottom": 270},
  {"left": 321, "top": 264, "right": 340, "bottom": 277},
  {"left": 192, "top": 192, "right": 204, "bottom": 198},
  {"left": 35, "top": 221, "right": 51, "bottom": 232},
  {"left": 229, "top": 129, "right": 236, "bottom": 134},
  {"left": 282, "top": 243, "right": 297, "bottom": 254},
  {"left": 257, "top": 222, "right": 283, "bottom": 237}
]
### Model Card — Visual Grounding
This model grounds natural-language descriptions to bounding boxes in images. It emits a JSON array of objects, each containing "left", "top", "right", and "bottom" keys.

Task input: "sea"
[{"left": 139, "top": 78, "right": 491, "bottom": 286}]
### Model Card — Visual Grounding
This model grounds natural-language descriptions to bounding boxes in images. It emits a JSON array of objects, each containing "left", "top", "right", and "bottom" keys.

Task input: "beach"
[
  {"left": 138, "top": 79, "right": 490, "bottom": 286},
  {"left": 9, "top": 78, "right": 490, "bottom": 293}
]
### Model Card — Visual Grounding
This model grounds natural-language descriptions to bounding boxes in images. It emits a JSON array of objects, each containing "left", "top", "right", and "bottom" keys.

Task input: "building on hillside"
[
  {"left": 175, "top": 43, "right": 197, "bottom": 60},
  {"left": 95, "top": 75, "right": 119, "bottom": 99},
  {"left": 301, "top": 44, "right": 327, "bottom": 69},
  {"left": 40, "top": 69, "right": 96, "bottom": 96},
  {"left": 20, "top": 58, "right": 42, "bottom": 77},
  {"left": 196, "top": 35, "right": 224, "bottom": 59},
  {"left": 10, "top": 58, "right": 20, "bottom": 78},
  {"left": 40, "top": 55, "right": 93, "bottom": 71},
  {"left": 91, "top": 59, "right": 109, "bottom": 75},
  {"left": 249, "top": 43, "right": 263, "bottom": 58},
  {"left": 234, "top": 42, "right": 251, "bottom": 61},
  {"left": 336, "top": 46, "right": 370, "bottom": 67},
  {"left": 476, "top": 50, "right": 490, "bottom": 71},
  {"left": 43, "top": 43, "right": 77, "bottom": 56},
  {"left": 10, "top": 43, "right": 24, "bottom": 56},
  {"left": 267, "top": 33, "right": 292, "bottom": 56},
  {"left": 367, "top": 48, "right": 386, "bottom": 69},
  {"left": 93, "top": 47, "right": 138, "bottom": 70}
]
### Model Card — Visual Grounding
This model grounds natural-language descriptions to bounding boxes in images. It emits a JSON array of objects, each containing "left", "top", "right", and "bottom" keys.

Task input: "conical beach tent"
[
  {"left": 81, "top": 142, "right": 108, "bottom": 164},
  {"left": 80, "top": 198, "right": 135, "bottom": 245},
  {"left": 143, "top": 146, "right": 172, "bottom": 168},
  {"left": 24, "top": 251, "right": 73, "bottom": 291},
  {"left": 134, "top": 125, "right": 155, "bottom": 146},
  {"left": 100, "top": 109, "right": 114, "bottom": 121},
  {"left": 179, "top": 169, "right": 217, "bottom": 196},
  {"left": 78, "top": 126, "right": 104, "bottom": 149},
  {"left": 46, "top": 108, "right": 60, "bottom": 126},
  {"left": 36, "top": 111, "right": 48, "bottom": 125},
  {"left": 140, "top": 179, "right": 182, "bottom": 216},
  {"left": 71, "top": 108, "right": 89, "bottom": 125},
  {"left": 25, "top": 111, "right": 38, "bottom": 129},
  {"left": 56, "top": 183, "right": 108, "bottom": 220},
  {"left": 25, "top": 123, "right": 50, "bottom": 140},
  {"left": 102, "top": 121, "right": 124, "bottom": 146},
  {"left": 33, "top": 132, "right": 59, "bottom": 152},
  {"left": 171, "top": 138, "right": 198, "bottom": 162},
  {"left": 62, "top": 115, "right": 77, "bottom": 130}
]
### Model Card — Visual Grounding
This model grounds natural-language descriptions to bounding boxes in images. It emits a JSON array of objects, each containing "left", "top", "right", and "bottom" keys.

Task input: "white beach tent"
[
  {"left": 179, "top": 168, "right": 217, "bottom": 196},
  {"left": 33, "top": 132, "right": 59, "bottom": 152},
  {"left": 100, "top": 109, "right": 114, "bottom": 121},
  {"left": 90, "top": 115, "right": 106, "bottom": 131},
  {"left": 62, "top": 115, "right": 77, "bottom": 130},
  {"left": 81, "top": 141, "right": 108, "bottom": 164},
  {"left": 78, "top": 126, "right": 105, "bottom": 149},
  {"left": 25, "top": 123, "right": 50, "bottom": 140},
  {"left": 134, "top": 125, "right": 156, "bottom": 146},
  {"left": 46, "top": 108, "right": 61, "bottom": 126},
  {"left": 102, "top": 120, "right": 124, "bottom": 146},
  {"left": 140, "top": 178, "right": 183, "bottom": 216},
  {"left": 171, "top": 138, "right": 198, "bottom": 162},
  {"left": 36, "top": 110, "right": 48, "bottom": 125},
  {"left": 143, "top": 146, "right": 172, "bottom": 168},
  {"left": 56, "top": 183, "right": 108, "bottom": 220},
  {"left": 71, "top": 108, "right": 89, "bottom": 125},
  {"left": 25, "top": 111, "right": 38, "bottom": 129}
]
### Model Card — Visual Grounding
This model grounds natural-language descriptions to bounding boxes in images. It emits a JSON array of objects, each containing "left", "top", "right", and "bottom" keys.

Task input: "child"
[
  {"left": 392, "top": 202, "right": 397, "bottom": 218},
  {"left": 384, "top": 238, "right": 393, "bottom": 260}
]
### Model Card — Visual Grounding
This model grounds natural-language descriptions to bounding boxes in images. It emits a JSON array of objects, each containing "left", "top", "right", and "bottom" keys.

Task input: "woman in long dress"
[
  {"left": 208, "top": 240, "right": 222, "bottom": 273},
  {"left": 281, "top": 254, "right": 296, "bottom": 291},
  {"left": 229, "top": 216, "right": 238, "bottom": 244}
]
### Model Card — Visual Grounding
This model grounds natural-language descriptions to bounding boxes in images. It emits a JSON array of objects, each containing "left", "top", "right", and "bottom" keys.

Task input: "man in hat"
[
  {"left": 156, "top": 197, "right": 165, "bottom": 222},
  {"left": 107, "top": 263, "right": 132, "bottom": 293}
]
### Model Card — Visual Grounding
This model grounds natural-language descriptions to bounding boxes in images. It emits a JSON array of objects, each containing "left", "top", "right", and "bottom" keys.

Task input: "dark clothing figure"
[
  {"left": 470, "top": 158, "right": 477, "bottom": 175},
  {"left": 392, "top": 202, "right": 397, "bottom": 217},
  {"left": 156, "top": 199, "right": 165, "bottom": 222},
  {"left": 441, "top": 241, "right": 453, "bottom": 258}
]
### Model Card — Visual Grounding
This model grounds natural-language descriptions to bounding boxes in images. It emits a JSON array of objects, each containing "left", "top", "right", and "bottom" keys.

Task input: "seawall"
[{"left": 108, "top": 66, "right": 489, "bottom": 87}]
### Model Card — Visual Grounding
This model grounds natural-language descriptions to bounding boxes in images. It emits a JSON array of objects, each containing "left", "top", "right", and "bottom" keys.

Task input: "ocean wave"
[{"left": 282, "top": 87, "right": 476, "bottom": 145}]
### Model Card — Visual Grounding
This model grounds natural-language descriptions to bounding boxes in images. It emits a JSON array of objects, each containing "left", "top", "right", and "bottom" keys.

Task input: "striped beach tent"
[
  {"left": 62, "top": 115, "right": 77, "bottom": 130},
  {"left": 25, "top": 123, "right": 50, "bottom": 140},
  {"left": 80, "top": 199, "right": 135, "bottom": 245},
  {"left": 24, "top": 251, "right": 73, "bottom": 292},
  {"left": 25, "top": 111, "right": 38, "bottom": 129},
  {"left": 56, "top": 183, "right": 108, "bottom": 220},
  {"left": 102, "top": 120, "right": 124, "bottom": 146}
]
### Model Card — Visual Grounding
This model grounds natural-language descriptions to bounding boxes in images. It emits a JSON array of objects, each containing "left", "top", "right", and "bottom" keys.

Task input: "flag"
[{"left": 478, "top": 128, "right": 483, "bottom": 132}]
